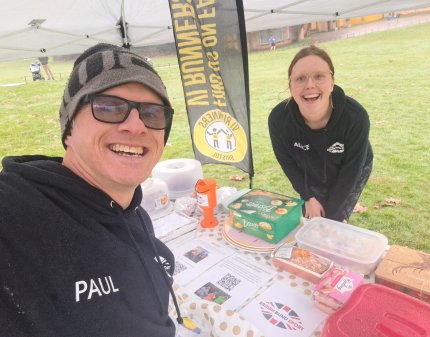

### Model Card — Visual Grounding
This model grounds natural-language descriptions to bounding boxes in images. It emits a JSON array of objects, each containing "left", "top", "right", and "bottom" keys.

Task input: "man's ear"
[
  {"left": 64, "top": 120, "right": 74, "bottom": 148},
  {"left": 64, "top": 136, "right": 71, "bottom": 148}
]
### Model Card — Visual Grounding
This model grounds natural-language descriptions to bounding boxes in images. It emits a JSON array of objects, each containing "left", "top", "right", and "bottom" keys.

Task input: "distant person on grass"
[
  {"left": 269, "top": 34, "right": 276, "bottom": 51},
  {"left": 38, "top": 56, "right": 55, "bottom": 80},
  {"left": 0, "top": 43, "right": 182, "bottom": 336},
  {"left": 268, "top": 45, "right": 373, "bottom": 222}
]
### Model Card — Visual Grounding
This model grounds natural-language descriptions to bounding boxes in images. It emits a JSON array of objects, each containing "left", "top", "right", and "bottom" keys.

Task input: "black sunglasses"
[{"left": 80, "top": 94, "right": 174, "bottom": 130}]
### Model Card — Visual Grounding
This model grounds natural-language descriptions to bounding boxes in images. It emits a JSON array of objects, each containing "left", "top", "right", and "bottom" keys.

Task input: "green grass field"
[{"left": 1, "top": 22, "right": 429, "bottom": 252}]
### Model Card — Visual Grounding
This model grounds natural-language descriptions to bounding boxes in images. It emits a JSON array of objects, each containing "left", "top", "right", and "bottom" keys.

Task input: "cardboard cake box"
[
  {"left": 375, "top": 245, "right": 430, "bottom": 303},
  {"left": 228, "top": 189, "right": 303, "bottom": 243}
]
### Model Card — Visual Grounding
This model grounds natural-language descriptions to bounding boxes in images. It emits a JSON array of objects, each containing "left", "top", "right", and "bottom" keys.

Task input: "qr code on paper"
[
  {"left": 216, "top": 273, "right": 241, "bottom": 292},
  {"left": 173, "top": 261, "right": 187, "bottom": 276}
]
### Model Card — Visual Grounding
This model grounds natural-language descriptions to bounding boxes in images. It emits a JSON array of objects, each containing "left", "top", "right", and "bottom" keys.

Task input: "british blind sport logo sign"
[{"left": 259, "top": 301, "right": 305, "bottom": 331}]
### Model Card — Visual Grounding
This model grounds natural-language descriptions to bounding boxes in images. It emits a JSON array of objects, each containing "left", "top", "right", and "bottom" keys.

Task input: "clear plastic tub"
[
  {"left": 296, "top": 217, "right": 388, "bottom": 275},
  {"left": 140, "top": 178, "right": 172, "bottom": 219},
  {"left": 271, "top": 243, "right": 333, "bottom": 283}
]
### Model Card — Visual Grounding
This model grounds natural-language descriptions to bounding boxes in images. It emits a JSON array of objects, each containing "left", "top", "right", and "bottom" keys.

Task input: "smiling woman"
[{"left": 268, "top": 45, "right": 373, "bottom": 223}]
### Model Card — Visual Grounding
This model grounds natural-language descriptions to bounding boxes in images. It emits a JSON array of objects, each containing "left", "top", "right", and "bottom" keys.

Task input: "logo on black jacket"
[
  {"left": 157, "top": 256, "right": 173, "bottom": 276},
  {"left": 294, "top": 142, "right": 309, "bottom": 151},
  {"left": 327, "top": 142, "right": 344, "bottom": 153},
  {"left": 75, "top": 275, "right": 119, "bottom": 302}
]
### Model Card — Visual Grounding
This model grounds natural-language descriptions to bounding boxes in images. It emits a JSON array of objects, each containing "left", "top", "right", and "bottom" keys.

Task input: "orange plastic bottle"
[{"left": 195, "top": 178, "right": 218, "bottom": 228}]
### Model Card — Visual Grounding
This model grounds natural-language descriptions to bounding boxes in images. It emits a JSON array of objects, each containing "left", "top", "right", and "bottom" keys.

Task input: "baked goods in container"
[
  {"left": 271, "top": 244, "right": 333, "bottom": 283},
  {"left": 296, "top": 217, "right": 388, "bottom": 274}
]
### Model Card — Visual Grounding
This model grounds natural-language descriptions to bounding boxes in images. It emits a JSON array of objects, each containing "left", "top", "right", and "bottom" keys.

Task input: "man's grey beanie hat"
[{"left": 59, "top": 43, "right": 172, "bottom": 148}]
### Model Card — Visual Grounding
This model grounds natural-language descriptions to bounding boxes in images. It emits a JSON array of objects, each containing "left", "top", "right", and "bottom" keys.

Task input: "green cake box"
[{"left": 227, "top": 189, "right": 304, "bottom": 244}]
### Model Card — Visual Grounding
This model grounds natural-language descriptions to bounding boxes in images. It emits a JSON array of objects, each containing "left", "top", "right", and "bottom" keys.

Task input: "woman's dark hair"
[{"left": 288, "top": 45, "right": 335, "bottom": 79}]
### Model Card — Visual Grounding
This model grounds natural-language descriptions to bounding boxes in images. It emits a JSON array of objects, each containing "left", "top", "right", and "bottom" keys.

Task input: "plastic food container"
[
  {"left": 152, "top": 159, "right": 203, "bottom": 199},
  {"left": 321, "top": 284, "right": 430, "bottom": 337},
  {"left": 271, "top": 243, "right": 333, "bottom": 283},
  {"left": 296, "top": 217, "right": 388, "bottom": 275},
  {"left": 228, "top": 189, "right": 303, "bottom": 243},
  {"left": 140, "top": 178, "right": 172, "bottom": 219}
]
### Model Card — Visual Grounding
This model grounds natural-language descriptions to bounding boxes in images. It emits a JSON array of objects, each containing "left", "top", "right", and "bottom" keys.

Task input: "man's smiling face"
[{"left": 63, "top": 82, "right": 165, "bottom": 204}]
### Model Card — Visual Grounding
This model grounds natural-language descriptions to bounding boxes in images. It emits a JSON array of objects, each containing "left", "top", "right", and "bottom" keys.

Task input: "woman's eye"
[{"left": 314, "top": 73, "right": 325, "bottom": 81}]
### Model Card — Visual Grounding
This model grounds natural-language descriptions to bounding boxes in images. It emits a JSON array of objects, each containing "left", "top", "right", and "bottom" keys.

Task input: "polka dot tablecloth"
[
  {"left": 172, "top": 297, "right": 265, "bottom": 337},
  {"left": 169, "top": 210, "right": 374, "bottom": 337}
]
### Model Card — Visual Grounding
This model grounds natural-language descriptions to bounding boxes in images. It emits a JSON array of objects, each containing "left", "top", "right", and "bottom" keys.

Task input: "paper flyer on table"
[
  {"left": 171, "top": 237, "right": 236, "bottom": 286},
  {"left": 184, "top": 254, "right": 276, "bottom": 310},
  {"left": 239, "top": 281, "right": 327, "bottom": 337},
  {"left": 152, "top": 211, "right": 197, "bottom": 241}
]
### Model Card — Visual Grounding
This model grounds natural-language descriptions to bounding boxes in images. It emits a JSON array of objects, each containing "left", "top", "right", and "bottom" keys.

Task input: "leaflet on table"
[
  {"left": 165, "top": 230, "right": 196, "bottom": 251},
  {"left": 239, "top": 281, "right": 327, "bottom": 337},
  {"left": 183, "top": 254, "right": 277, "bottom": 310},
  {"left": 170, "top": 237, "right": 236, "bottom": 286},
  {"left": 152, "top": 211, "right": 198, "bottom": 242}
]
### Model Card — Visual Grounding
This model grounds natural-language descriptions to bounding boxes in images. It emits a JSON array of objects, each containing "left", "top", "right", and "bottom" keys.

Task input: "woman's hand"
[{"left": 305, "top": 197, "right": 325, "bottom": 219}]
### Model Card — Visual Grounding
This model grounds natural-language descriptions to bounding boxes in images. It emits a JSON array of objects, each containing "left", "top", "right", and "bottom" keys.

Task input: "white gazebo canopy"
[{"left": 1, "top": 0, "right": 429, "bottom": 61}]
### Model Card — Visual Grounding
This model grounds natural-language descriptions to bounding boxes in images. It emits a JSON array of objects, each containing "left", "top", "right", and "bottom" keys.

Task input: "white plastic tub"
[
  {"left": 296, "top": 217, "right": 388, "bottom": 275},
  {"left": 152, "top": 159, "right": 203, "bottom": 199}
]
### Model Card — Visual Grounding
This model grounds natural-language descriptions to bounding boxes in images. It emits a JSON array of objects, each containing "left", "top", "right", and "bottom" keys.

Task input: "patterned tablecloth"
[{"left": 167, "top": 210, "right": 373, "bottom": 337}]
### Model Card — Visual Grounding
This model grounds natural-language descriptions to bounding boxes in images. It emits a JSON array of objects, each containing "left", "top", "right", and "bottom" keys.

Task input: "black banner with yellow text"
[{"left": 168, "top": 0, "right": 254, "bottom": 176}]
